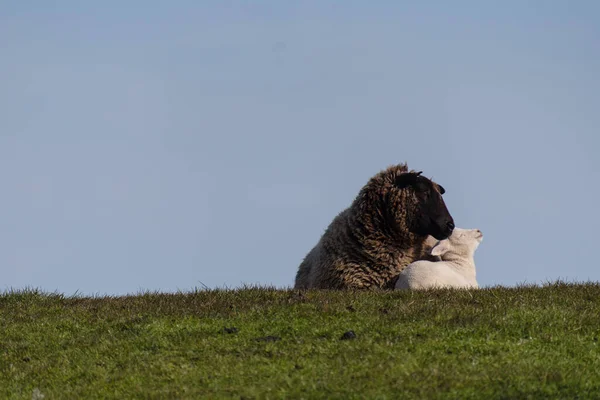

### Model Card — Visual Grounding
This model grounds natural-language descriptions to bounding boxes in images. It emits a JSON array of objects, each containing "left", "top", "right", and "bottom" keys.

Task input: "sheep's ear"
[
  {"left": 430, "top": 240, "right": 451, "bottom": 257},
  {"left": 394, "top": 171, "right": 423, "bottom": 189}
]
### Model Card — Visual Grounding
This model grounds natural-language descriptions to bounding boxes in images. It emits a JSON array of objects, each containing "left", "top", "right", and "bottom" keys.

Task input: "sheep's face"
[
  {"left": 431, "top": 228, "right": 483, "bottom": 258},
  {"left": 394, "top": 172, "right": 455, "bottom": 241}
]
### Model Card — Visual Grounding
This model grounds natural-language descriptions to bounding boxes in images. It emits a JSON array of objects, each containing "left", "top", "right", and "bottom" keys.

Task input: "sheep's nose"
[{"left": 447, "top": 221, "right": 455, "bottom": 231}]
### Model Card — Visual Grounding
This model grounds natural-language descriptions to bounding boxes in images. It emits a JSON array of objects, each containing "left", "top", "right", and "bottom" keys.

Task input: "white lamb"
[{"left": 395, "top": 228, "right": 483, "bottom": 290}]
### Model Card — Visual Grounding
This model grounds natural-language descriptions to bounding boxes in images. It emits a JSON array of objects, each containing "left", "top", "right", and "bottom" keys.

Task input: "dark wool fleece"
[{"left": 294, "top": 163, "right": 443, "bottom": 290}]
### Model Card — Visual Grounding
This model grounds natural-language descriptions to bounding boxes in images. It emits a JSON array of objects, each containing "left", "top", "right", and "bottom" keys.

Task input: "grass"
[{"left": 2, "top": 282, "right": 600, "bottom": 399}]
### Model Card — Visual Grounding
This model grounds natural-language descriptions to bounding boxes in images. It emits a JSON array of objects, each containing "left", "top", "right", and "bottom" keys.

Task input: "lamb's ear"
[
  {"left": 430, "top": 240, "right": 451, "bottom": 257},
  {"left": 394, "top": 171, "right": 423, "bottom": 189}
]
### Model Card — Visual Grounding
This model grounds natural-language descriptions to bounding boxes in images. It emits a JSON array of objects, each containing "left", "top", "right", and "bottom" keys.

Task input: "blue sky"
[{"left": 1, "top": 1, "right": 599, "bottom": 295}]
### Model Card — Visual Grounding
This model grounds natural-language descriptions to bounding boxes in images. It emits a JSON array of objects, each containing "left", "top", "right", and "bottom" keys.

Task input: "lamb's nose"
[{"left": 447, "top": 221, "right": 455, "bottom": 231}]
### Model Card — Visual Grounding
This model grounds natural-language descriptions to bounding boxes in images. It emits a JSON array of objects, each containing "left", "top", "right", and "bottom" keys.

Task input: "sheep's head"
[
  {"left": 430, "top": 228, "right": 483, "bottom": 259},
  {"left": 393, "top": 171, "right": 455, "bottom": 240}
]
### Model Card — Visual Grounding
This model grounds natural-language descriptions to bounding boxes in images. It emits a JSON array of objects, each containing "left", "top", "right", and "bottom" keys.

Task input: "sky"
[{"left": 1, "top": 1, "right": 599, "bottom": 295}]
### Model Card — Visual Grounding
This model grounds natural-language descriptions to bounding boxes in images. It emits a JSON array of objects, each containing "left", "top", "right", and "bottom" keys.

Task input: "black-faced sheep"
[
  {"left": 395, "top": 228, "right": 483, "bottom": 290},
  {"left": 294, "top": 163, "right": 455, "bottom": 290}
]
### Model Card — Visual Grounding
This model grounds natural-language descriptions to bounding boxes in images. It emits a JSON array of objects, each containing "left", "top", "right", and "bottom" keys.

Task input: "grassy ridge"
[{"left": 2, "top": 282, "right": 600, "bottom": 399}]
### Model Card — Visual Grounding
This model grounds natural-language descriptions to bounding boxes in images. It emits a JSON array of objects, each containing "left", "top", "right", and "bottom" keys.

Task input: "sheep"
[
  {"left": 294, "top": 163, "right": 455, "bottom": 290},
  {"left": 395, "top": 228, "right": 483, "bottom": 290}
]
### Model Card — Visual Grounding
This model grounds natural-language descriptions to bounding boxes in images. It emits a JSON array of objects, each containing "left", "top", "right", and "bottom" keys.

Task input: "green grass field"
[{"left": 2, "top": 282, "right": 600, "bottom": 399}]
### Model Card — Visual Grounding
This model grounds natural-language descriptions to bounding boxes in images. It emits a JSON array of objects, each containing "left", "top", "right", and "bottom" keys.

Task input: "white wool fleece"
[{"left": 395, "top": 228, "right": 483, "bottom": 290}]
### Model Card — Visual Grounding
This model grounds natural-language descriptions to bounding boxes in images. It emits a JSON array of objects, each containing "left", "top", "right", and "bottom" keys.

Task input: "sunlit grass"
[{"left": 2, "top": 281, "right": 600, "bottom": 399}]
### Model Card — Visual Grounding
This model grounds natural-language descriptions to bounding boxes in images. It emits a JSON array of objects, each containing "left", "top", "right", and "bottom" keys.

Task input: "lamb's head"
[
  {"left": 393, "top": 171, "right": 455, "bottom": 240},
  {"left": 430, "top": 228, "right": 483, "bottom": 259}
]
